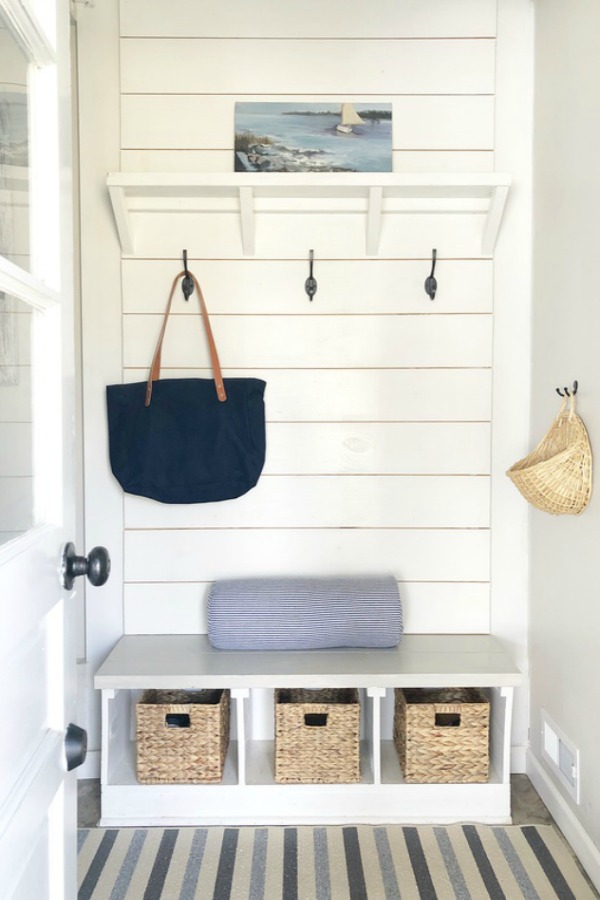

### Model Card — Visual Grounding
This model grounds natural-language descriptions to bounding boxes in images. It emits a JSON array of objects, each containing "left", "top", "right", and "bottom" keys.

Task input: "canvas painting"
[{"left": 234, "top": 102, "right": 392, "bottom": 173}]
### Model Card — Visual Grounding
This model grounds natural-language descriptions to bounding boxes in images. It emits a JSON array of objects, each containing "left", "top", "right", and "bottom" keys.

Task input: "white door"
[{"left": 0, "top": 2, "right": 105, "bottom": 898}]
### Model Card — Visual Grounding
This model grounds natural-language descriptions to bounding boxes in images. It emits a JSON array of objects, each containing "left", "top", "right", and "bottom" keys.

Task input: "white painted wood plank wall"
[
  {"left": 119, "top": 0, "right": 496, "bottom": 175},
  {"left": 116, "top": 0, "right": 498, "bottom": 636}
]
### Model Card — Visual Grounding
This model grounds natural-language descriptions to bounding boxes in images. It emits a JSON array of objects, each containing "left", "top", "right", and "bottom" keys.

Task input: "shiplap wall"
[
  {"left": 116, "top": 0, "right": 498, "bottom": 637},
  {"left": 0, "top": 25, "right": 33, "bottom": 542}
]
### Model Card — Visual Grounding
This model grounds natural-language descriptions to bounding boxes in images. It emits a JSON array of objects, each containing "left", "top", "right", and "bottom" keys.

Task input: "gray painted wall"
[{"left": 531, "top": 0, "right": 600, "bottom": 850}]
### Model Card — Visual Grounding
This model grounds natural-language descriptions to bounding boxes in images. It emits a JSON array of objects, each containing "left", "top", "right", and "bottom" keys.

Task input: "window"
[{"left": 0, "top": 0, "right": 63, "bottom": 549}]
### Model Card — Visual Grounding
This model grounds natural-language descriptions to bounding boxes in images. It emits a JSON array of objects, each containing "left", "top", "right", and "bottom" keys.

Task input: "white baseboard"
[
  {"left": 78, "top": 748, "right": 100, "bottom": 780},
  {"left": 527, "top": 749, "right": 600, "bottom": 893}
]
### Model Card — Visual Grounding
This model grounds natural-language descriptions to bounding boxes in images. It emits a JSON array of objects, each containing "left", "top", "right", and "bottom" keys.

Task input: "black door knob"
[
  {"left": 61, "top": 542, "right": 111, "bottom": 590},
  {"left": 65, "top": 723, "right": 88, "bottom": 771}
]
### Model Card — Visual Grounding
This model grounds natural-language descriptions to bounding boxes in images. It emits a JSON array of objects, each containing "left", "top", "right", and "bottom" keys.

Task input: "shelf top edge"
[
  {"left": 94, "top": 633, "right": 522, "bottom": 689},
  {"left": 107, "top": 172, "right": 512, "bottom": 189}
]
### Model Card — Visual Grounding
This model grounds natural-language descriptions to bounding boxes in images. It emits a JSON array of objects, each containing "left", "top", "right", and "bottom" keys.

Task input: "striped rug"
[{"left": 78, "top": 824, "right": 598, "bottom": 900}]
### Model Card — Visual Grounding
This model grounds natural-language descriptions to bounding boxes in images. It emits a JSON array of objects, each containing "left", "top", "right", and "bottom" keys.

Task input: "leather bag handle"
[{"left": 145, "top": 270, "right": 227, "bottom": 406}]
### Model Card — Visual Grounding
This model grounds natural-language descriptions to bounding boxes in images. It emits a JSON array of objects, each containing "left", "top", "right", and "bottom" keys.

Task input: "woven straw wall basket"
[{"left": 506, "top": 394, "right": 592, "bottom": 515}]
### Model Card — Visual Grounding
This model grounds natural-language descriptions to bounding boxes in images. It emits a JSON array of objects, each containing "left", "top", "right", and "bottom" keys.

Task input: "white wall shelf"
[
  {"left": 106, "top": 172, "right": 511, "bottom": 257},
  {"left": 95, "top": 634, "right": 521, "bottom": 827}
]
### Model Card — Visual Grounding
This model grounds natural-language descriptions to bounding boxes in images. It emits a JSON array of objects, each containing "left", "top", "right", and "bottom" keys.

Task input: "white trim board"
[{"left": 527, "top": 751, "right": 600, "bottom": 894}]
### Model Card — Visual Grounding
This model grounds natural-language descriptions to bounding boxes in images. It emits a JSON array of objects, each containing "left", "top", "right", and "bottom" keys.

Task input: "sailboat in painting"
[{"left": 336, "top": 103, "right": 365, "bottom": 134}]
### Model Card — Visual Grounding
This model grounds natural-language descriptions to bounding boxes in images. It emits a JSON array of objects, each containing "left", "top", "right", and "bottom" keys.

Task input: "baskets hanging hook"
[{"left": 556, "top": 380, "right": 578, "bottom": 398}]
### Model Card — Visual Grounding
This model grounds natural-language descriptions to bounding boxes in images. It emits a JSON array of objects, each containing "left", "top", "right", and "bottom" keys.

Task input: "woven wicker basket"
[
  {"left": 393, "top": 687, "right": 489, "bottom": 784},
  {"left": 274, "top": 688, "right": 360, "bottom": 784},
  {"left": 136, "top": 689, "right": 230, "bottom": 784},
  {"left": 507, "top": 394, "right": 592, "bottom": 515}
]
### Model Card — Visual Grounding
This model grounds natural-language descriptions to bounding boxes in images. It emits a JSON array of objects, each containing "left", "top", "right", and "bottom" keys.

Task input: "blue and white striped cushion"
[{"left": 207, "top": 576, "right": 402, "bottom": 650}]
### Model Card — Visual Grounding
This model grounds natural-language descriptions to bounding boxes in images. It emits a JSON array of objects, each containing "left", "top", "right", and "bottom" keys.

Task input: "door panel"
[
  {"left": 0, "top": 525, "right": 78, "bottom": 899},
  {"left": 0, "top": 1, "right": 80, "bottom": 898}
]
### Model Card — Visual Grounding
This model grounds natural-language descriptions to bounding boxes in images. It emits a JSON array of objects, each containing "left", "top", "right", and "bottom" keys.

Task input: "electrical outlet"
[{"left": 559, "top": 741, "right": 577, "bottom": 787}]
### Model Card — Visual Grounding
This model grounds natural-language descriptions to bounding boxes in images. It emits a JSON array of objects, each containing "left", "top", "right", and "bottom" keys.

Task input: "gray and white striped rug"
[{"left": 78, "top": 824, "right": 598, "bottom": 899}]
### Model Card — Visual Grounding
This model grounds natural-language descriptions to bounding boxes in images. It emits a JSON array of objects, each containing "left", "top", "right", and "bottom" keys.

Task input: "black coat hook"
[
  {"left": 424, "top": 249, "right": 437, "bottom": 300},
  {"left": 305, "top": 249, "right": 317, "bottom": 301},
  {"left": 182, "top": 250, "right": 194, "bottom": 301},
  {"left": 556, "top": 380, "right": 578, "bottom": 398}
]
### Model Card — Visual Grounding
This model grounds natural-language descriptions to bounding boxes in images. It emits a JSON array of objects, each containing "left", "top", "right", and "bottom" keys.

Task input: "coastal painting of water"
[{"left": 234, "top": 102, "right": 392, "bottom": 173}]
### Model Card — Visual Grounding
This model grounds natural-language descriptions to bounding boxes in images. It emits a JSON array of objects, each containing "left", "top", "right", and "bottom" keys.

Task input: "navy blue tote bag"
[{"left": 106, "top": 271, "right": 266, "bottom": 503}]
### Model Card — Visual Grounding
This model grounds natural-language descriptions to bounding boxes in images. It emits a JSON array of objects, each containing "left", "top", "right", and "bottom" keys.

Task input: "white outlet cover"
[
  {"left": 543, "top": 721, "right": 560, "bottom": 764},
  {"left": 541, "top": 709, "right": 580, "bottom": 804}
]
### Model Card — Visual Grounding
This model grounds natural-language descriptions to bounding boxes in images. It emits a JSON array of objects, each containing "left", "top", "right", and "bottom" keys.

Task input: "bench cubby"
[{"left": 94, "top": 633, "right": 521, "bottom": 826}]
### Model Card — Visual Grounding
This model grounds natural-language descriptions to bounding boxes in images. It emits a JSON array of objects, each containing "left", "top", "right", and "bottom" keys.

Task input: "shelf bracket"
[
  {"left": 108, "top": 184, "right": 135, "bottom": 255},
  {"left": 366, "top": 186, "right": 383, "bottom": 256},
  {"left": 482, "top": 184, "right": 510, "bottom": 255},
  {"left": 238, "top": 187, "right": 255, "bottom": 256}
]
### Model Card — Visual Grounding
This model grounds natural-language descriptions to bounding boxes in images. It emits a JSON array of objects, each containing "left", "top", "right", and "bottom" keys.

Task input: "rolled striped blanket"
[{"left": 207, "top": 576, "right": 402, "bottom": 650}]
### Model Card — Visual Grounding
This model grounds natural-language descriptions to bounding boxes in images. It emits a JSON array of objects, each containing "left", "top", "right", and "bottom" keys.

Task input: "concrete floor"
[{"left": 77, "top": 773, "right": 553, "bottom": 829}]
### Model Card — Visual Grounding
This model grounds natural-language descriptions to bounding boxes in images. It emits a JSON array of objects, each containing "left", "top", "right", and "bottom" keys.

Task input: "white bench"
[{"left": 95, "top": 633, "right": 522, "bottom": 826}]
